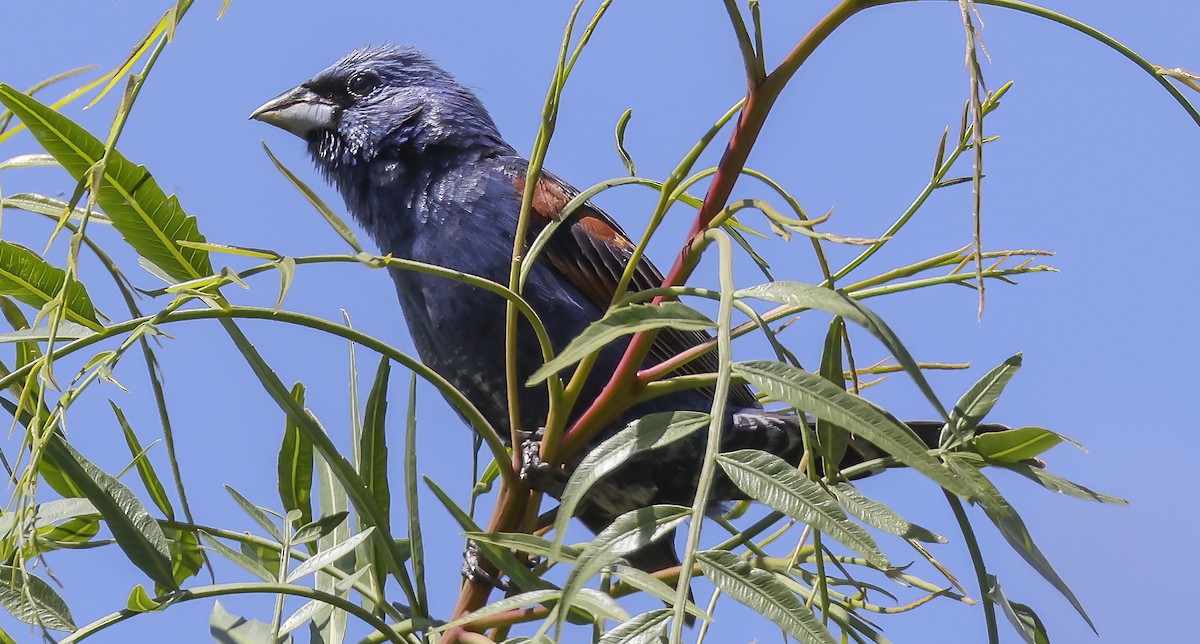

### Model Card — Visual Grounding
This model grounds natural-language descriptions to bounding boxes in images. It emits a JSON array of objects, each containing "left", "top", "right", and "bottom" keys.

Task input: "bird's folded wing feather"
[{"left": 514, "top": 166, "right": 759, "bottom": 409}]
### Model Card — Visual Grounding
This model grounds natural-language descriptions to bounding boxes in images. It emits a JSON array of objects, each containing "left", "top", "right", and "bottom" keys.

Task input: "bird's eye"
[{"left": 346, "top": 71, "right": 380, "bottom": 98}]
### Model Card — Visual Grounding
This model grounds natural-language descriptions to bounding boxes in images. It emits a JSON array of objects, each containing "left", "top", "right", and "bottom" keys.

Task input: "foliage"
[{"left": 0, "top": 1, "right": 1189, "bottom": 643}]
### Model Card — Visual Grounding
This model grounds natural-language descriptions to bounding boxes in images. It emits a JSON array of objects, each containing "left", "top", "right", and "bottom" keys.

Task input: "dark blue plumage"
[{"left": 251, "top": 45, "right": 944, "bottom": 575}]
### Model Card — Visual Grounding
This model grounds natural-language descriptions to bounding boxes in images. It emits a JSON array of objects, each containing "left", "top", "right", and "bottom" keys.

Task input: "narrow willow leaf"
[
  {"left": 553, "top": 411, "right": 709, "bottom": 554},
  {"left": 1001, "top": 462, "right": 1127, "bottom": 504},
  {"left": 360, "top": 356, "right": 391, "bottom": 605},
  {"left": 571, "top": 587, "right": 631, "bottom": 622},
  {"left": 43, "top": 436, "right": 175, "bottom": 588},
  {"left": 209, "top": 600, "right": 289, "bottom": 644},
  {"left": 949, "top": 354, "right": 1022, "bottom": 439},
  {"left": 0, "top": 241, "right": 101, "bottom": 330},
  {"left": 946, "top": 458, "right": 1096, "bottom": 632},
  {"left": 735, "top": 281, "right": 946, "bottom": 418},
  {"left": 403, "top": 373, "right": 428, "bottom": 616},
  {"left": 112, "top": 401, "right": 174, "bottom": 520},
  {"left": 833, "top": 483, "right": 946, "bottom": 543},
  {"left": 599, "top": 608, "right": 671, "bottom": 644},
  {"left": 733, "top": 360, "right": 974, "bottom": 499},
  {"left": 288, "top": 528, "right": 375, "bottom": 583},
  {"left": 975, "top": 427, "right": 1062, "bottom": 463},
  {"left": 125, "top": 584, "right": 161, "bottom": 613},
  {"left": 0, "top": 565, "right": 75, "bottom": 631},
  {"left": 612, "top": 565, "right": 708, "bottom": 622},
  {"left": 718, "top": 450, "right": 888, "bottom": 567},
  {"left": 424, "top": 476, "right": 552, "bottom": 592},
  {"left": 0, "top": 85, "right": 213, "bottom": 282},
  {"left": 292, "top": 512, "right": 350, "bottom": 545},
  {"left": 277, "top": 383, "right": 314, "bottom": 540},
  {"left": 262, "top": 143, "right": 363, "bottom": 253},
  {"left": 697, "top": 550, "right": 835, "bottom": 644},
  {"left": 199, "top": 532, "right": 273, "bottom": 582},
  {"left": 988, "top": 575, "right": 1050, "bottom": 644},
  {"left": 817, "top": 316, "right": 849, "bottom": 473},
  {"left": 614, "top": 108, "right": 636, "bottom": 176},
  {"left": 435, "top": 589, "right": 563, "bottom": 632},
  {"left": 0, "top": 153, "right": 57, "bottom": 170},
  {"left": 0, "top": 321, "right": 96, "bottom": 343},
  {"left": 529, "top": 303, "right": 716, "bottom": 384},
  {"left": 314, "top": 414, "right": 351, "bottom": 644},
  {"left": 279, "top": 598, "right": 323, "bottom": 637},
  {"left": 558, "top": 505, "right": 689, "bottom": 635},
  {"left": 2, "top": 193, "right": 112, "bottom": 225},
  {"left": 224, "top": 486, "right": 283, "bottom": 543}
]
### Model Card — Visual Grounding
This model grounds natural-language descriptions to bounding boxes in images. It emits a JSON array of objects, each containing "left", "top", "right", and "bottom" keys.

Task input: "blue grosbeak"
[{"left": 252, "top": 45, "right": 966, "bottom": 575}]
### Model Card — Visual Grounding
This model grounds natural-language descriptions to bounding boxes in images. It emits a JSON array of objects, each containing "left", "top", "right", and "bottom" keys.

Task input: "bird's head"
[{"left": 251, "top": 45, "right": 505, "bottom": 173}]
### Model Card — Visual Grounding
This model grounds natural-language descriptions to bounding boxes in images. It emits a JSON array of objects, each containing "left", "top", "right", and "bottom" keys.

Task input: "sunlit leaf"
[
  {"left": 697, "top": 550, "right": 835, "bottom": 644},
  {"left": 0, "top": 565, "right": 75, "bottom": 631}
]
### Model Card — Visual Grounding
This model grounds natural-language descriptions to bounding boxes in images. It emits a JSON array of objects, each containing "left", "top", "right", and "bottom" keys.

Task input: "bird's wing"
[{"left": 514, "top": 166, "right": 759, "bottom": 409}]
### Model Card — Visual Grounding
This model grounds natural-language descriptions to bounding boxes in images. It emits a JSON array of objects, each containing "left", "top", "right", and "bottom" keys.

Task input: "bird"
[{"left": 250, "top": 45, "right": 981, "bottom": 580}]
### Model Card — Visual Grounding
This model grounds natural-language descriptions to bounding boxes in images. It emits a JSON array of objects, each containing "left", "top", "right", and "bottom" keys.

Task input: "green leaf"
[
  {"left": 1000, "top": 463, "right": 1128, "bottom": 504},
  {"left": 988, "top": 574, "right": 1050, "bottom": 644},
  {"left": 528, "top": 302, "right": 716, "bottom": 385},
  {"left": 558, "top": 505, "right": 690, "bottom": 636},
  {"left": 717, "top": 450, "right": 888, "bottom": 567},
  {"left": 552, "top": 411, "right": 709, "bottom": 555},
  {"left": 974, "top": 426, "right": 1062, "bottom": 463},
  {"left": 292, "top": 512, "right": 350, "bottom": 545},
  {"left": 817, "top": 316, "right": 848, "bottom": 474},
  {"left": 210, "top": 600, "right": 289, "bottom": 644},
  {"left": 43, "top": 435, "right": 175, "bottom": 589},
  {"left": 0, "top": 84, "right": 213, "bottom": 282},
  {"left": 262, "top": 143, "right": 363, "bottom": 253},
  {"left": 832, "top": 483, "right": 946, "bottom": 543},
  {"left": 1, "top": 192, "right": 111, "bottom": 225},
  {"left": 435, "top": 589, "right": 563, "bottom": 632},
  {"left": 287, "top": 528, "right": 374, "bottom": 583},
  {"left": 125, "top": 584, "right": 161, "bottom": 613},
  {"left": 424, "top": 476, "right": 553, "bottom": 593},
  {"left": 733, "top": 360, "right": 974, "bottom": 498},
  {"left": 0, "top": 241, "right": 101, "bottom": 330},
  {"left": 403, "top": 373, "right": 428, "bottom": 617},
  {"left": 612, "top": 565, "right": 709, "bottom": 623},
  {"left": 697, "top": 550, "right": 835, "bottom": 644},
  {"left": 599, "top": 608, "right": 672, "bottom": 644},
  {"left": 199, "top": 532, "right": 273, "bottom": 582},
  {"left": 0, "top": 565, "right": 75, "bottom": 631},
  {"left": 165, "top": 526, "right": 203, "bottom": 586},
  {"left": 277, "top": 382, "right": 314, "bottom": 542},
  {"left": 613, "top": 108, "right": 636, "bottom": 176},
  {"left": 240, "top": 540, "right": 281, "bottom": 579},
  {"left": 225, "top": 486, "right": 283, "bottom": 543},
  {"left": 0, "top": 320, "right": 96, "bottom": 343},
  {"left": 360, "top": 356, "right": 392, "bottom": 605},
  {"left": 945, "top": 457, "right": 1096, "bottom": 632},
  {"left": 112, "top": 401, "right": 174, "bottom": 520},
  {"left": 570, "top": 588, "right": 631, "bottom": 623},
  {"left": 465, "top": 532, "right": 582, "bottom": 563},
  {"left": 735, "top": 281, "right": 947, "bottom": 418},
  {"left": 949, "top": 354, "right": 1022, "bottom": 441}
]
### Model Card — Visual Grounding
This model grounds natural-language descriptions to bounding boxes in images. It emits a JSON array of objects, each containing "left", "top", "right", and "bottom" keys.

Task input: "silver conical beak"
[{"left": 250, "top": 86, "right": 336, "bottom": 138}]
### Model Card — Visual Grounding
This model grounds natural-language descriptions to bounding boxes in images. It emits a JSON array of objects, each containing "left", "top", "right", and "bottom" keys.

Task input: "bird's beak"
[{"left": 250, "top": 85, "right": 336, "bottom": 138}]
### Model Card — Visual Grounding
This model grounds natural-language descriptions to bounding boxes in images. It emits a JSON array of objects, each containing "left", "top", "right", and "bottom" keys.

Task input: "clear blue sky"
[{"left": 2, "top": 2, "right": 1197, "bottom": 642}]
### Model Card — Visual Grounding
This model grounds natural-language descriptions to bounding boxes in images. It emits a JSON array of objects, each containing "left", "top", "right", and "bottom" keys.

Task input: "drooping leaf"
[
  {"left": 435, "top": 590, "right": 563, "bottom": 633},
  {"left": 1, "top": 192, "right": 111, "bottom": 225},
  {"left": 0, "top": 565, "right": 75, "bottom": 631},
  {"left": 946, "top": 457, "right": 1095, "bottom": 632},
  {"left": 1000, "top": 462, "right": 1127, "bottom": 504},
  {"left": 988, "top": 574, "right": 1050, "bottom": 644},
  {"left": 735, "top": 281, "right": 947, "bottom": 418},
  {"left": 599, "top": 608, "right": 671, "bottom": 644},
  {"left": 733, "top": 360, "right": 974, "bottom": 498},
  {"left": 210, "top": 600, "right": 290, "bottom": 644},
  {"left": 262, "top": 143, "right": 363, "bottom": 253},
  {"left": 277, "top": 382, "right": 314, "bottom": 542},
  {"left": 224, "top": 486, "right": 283, "bottom": 543},
  {"left": 717, "top": 450, "right": 888, "bottom": 567},
  {"left": 553, "top": 411, "right": 708, "bottom": 554},
  {"left": 833, "top": 483, "right": 946, "bottom": 543},
  {"left": 0, "top": 84, "right": 213, "bottom": 282},
  {"left": 558, "top": 505, "right": 690, "bottom": 636},
  {"left": 529, "top": 303, "right": 716, "bottom": 384},
  {"left": 0, "top": 241, "right": 101, "bottom": 330},
  {"left": 112, "top": 400, "right": 174, "bottom": 520},
  {"left": 199, "top": 532, "right": 273, "bottom": 582},
  {"left": 697, "top": 550, "right": 835, "bottom": 644},
  {"left": 974, "top": 426, "right": 1062, "bottom": 463},
  {"left": 43, "top": 435, "right": 175, "bottom": 589}
]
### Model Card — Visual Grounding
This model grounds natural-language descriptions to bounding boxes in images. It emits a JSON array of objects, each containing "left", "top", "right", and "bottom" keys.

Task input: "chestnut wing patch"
[{"left": 516, "top": 168, "right": 759, "bottom": 410}]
